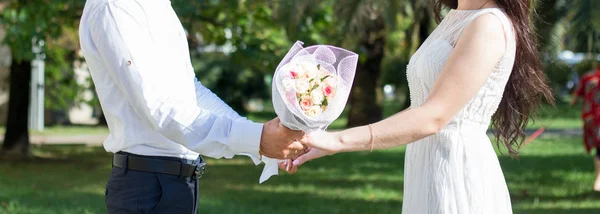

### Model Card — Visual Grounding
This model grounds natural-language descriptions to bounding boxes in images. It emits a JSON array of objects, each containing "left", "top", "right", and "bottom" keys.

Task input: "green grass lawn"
[
  {"left": 1, "top": 136, "right": 599, "bottom": 214},
  {"left": 527, "top": 101, "right": 583, "bottom": 129}
]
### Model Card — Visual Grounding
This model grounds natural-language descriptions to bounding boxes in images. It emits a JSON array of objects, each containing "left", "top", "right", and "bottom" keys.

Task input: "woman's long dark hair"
[{"left": 434, "top": 0, "right": 554, "bottom": 156}]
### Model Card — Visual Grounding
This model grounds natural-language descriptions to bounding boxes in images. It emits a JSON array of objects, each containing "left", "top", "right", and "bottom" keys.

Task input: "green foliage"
[
  {"left": 173, "top": 0, "right": 292, "bottom": 112},
  {"left": 574, "top": 60, "right": 598, "bottom": 75},
  {"left": 534, "top": 0, "right": 570, "bottom": 57},
  {"left": 1, "top": 0, "right": 86, "bottom": 114},
  {"left": 270, "top": 0, "right": 338, "bottom": 45},
  {"left": 380, "top": 56, "right": 408, "bottom": 86},
  {"left": 544, "top": 60, "right": 572, "bottom": 88},
  {"left": 566, "top": 0, "right": 600, "bottom": 54},
  {"left": 0, "top": 0, "right": 83, "bottom": 62},
  {"left": 44, "top": 43, "right": 83, "bottom": 111}
]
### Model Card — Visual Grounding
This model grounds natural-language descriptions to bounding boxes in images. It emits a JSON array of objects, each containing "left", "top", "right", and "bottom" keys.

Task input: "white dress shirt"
[{"left": 78, "top": 0, "right": 263, "bottom": 161}]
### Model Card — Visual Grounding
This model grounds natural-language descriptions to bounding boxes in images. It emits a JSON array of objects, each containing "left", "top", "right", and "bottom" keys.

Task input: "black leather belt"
[{"left": 112, "top": 152, "right": 206, "bottom": 179}]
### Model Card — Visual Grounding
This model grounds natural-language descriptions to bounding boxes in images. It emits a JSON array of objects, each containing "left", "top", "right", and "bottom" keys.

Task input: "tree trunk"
[
  {"left": 347, "top": 17, "right": 386, "bottom": 127},
  {"left": 1, "top": 59, "right": 32, "bottom": 158}
]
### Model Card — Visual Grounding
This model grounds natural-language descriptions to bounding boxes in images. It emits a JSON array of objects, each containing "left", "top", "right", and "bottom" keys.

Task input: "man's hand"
[{"left": 260, "top": 118, "right": 306, "bottom": 159}]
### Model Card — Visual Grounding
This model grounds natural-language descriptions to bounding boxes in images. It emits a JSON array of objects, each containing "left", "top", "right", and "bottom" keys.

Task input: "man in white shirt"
[{"left": 78, "top": 0, "right": 306, "bottom": 213}]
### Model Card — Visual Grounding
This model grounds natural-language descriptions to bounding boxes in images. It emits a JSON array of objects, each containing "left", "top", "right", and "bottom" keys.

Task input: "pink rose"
[
  {"left": 299, "top": 96, "right": 313, "bottom": 110},
  {"left": 322, "top": 84, "right": 335, "bottom": 98},
  {"left": 290, "top": 70, "right": 298, "bottom": 79}
]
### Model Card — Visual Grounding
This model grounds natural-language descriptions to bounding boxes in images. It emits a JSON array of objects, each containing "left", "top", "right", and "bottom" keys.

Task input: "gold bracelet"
[{"left": 368, "top": 124, "right": 375, "bottom": 152}]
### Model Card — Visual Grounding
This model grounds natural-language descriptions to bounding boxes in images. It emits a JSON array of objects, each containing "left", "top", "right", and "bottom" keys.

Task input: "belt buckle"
[{"left": 194, "top": 162, "right": 207, "bottom": 179}]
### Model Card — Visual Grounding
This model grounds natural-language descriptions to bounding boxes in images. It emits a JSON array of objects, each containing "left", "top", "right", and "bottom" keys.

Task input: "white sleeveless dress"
[{"left": 403, "top": 8, "right": 515, "bottom": 214}]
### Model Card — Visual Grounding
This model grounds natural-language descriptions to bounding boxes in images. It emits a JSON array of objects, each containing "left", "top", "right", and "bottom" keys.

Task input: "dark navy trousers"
[{"left": 105, "top": 154, "right": 200, "bottom": 214}]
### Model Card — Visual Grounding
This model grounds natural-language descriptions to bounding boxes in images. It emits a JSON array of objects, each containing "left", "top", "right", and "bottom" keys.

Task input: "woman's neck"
[{"left": 457, "top": 0, "right": 495, "bottom": 10}]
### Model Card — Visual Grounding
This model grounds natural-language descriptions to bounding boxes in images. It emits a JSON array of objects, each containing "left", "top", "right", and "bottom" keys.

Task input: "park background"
[{"left": 0, "top": 0, "right": 599, "bottom": 213}]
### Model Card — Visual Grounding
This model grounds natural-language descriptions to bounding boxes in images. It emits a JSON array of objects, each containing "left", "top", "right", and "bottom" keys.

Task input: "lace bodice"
[{"left": 407, "top": 8, "right": 516, "bottom": 127}]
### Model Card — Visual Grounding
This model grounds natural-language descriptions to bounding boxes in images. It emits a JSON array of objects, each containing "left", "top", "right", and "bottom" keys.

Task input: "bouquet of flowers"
[
  {"left": 259, "top": 41, "right": 358, "bottom": 183},
  {"left": 279, "top": 60, "right": 338, "bottom": 118}
]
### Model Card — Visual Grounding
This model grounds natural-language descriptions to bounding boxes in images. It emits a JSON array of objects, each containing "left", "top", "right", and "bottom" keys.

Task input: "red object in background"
[
  {"left": 574, "top": 68, "right": 600, "bottom": 153},
  {"left": 524, "top": 127, "right": 545, "bottom": 145}
]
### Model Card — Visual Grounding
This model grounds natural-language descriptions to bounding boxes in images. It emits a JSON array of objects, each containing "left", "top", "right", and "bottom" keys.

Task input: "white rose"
[
  {"left": 310, "top": 87, "right": 324, "bottom": 105},
  {"left": 282, "top": 78, "right": 295, "bottom": 91},
  {"left": 307, "top": 66, "right": 319, "bottom": 79},
  {"left": 306, "top": 106, "right": 323, "bottom": 117},
  {"left": 299, "top": 61, "right": 319, "bottom": 80},
  {"left": 293, "top": 63, "right": 307, "bottom": 79},
  {"left": 295, "top": 78, "right": 310, "bottom": 93}
]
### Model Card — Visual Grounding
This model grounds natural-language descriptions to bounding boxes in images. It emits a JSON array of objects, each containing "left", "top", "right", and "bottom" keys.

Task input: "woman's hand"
[
  {"left": 299, "top": 130, "right": 344, "bottom": 154},
  {"left": 277, "top": 147, "right": 330, "bottom": 174},
  {"left": 278, "top": 160, "right": 298, "bottom": 174}
]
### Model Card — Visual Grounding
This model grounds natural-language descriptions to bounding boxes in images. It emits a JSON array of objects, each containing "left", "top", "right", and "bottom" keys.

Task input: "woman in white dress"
[{"left": 281, "top": 0, "right": 553, "bottom": 213}]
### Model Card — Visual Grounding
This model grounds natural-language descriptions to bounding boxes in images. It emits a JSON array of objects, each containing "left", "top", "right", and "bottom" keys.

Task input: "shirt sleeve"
[
  {"left": 193, "top": 78, "right": 245, "bottom": 120},
  {"left": 87, "top": 1, "right": 263, "bottom": 159}
]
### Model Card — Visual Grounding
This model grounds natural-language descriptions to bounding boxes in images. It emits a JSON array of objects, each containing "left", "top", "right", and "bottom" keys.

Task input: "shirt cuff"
[{"left": 228, "top": 120, "right": 263, "bottom": 156}]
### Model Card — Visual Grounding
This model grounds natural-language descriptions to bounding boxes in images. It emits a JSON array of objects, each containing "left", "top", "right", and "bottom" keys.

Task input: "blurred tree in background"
[
  {"left": 44, "top": 27, "right": 84, "bottom": 117},
  {"left": 173, "top": 0, "right": 290, "bottom": 113},
  {"left": 534, "top": 0, "right": 599, "bottom": 94},
  {"left": 566, "top": 0, "right": 600, "bottom": 66},
  {"left": 0, "top": 0, "right": 83, "bottom": 158}
]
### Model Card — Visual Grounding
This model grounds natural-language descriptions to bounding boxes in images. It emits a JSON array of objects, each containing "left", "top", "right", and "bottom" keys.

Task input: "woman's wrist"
[
  {"left": 336, "top": 126, "right": 373, "bottom": 152},
  {"left": 331, "top": 131, "right": 346, "bottom": 153}
]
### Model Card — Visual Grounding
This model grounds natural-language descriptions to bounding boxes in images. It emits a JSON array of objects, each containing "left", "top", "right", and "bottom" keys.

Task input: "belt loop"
[
  {"left": 178, "top": 159, "right": 186, "bottom": 181},
  {"left": 123, "top": 153, "right": 129, "bottom": 175}
]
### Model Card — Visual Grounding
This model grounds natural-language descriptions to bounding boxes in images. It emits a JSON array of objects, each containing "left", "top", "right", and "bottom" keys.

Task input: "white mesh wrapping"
[{"left": 259, "top": 41, "right": 358, "bottom": 183}]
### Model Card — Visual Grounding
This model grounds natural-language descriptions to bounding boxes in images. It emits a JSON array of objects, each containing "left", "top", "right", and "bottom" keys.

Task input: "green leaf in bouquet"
[
  {"left": 311, "top": 84, "right": 320, "bottom": 91},
  {"left": 317, "top": 64, "right": 321, "bottom": 70},
  {"left": 322, "top": 98, "right": 328, "bottom": 106},
  {"left": 320, "top": 75, "right": 331, "bottom": 82}
]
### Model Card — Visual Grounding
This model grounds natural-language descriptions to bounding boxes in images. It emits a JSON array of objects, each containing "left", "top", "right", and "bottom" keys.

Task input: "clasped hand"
[{"left": 277, "top": 130, "right": 342, "bottom": 173}]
